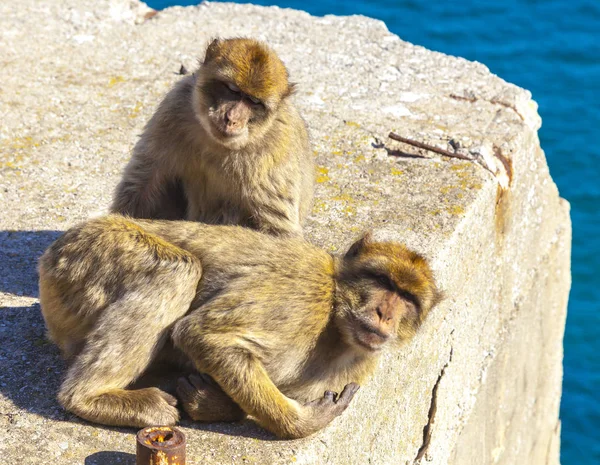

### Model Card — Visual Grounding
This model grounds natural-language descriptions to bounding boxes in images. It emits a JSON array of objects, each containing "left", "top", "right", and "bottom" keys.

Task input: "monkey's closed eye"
[
  {"left": 225, "top": 82, "right": 241, "bottom": 94},
  {"left": 372, "top": 273, "right": 394, "bottom": 290},
  {"left": 397, "top": 289, "right": 420, "bottom": 312},
  {"left": 247, "top": 95, "right": 262, "bottom": 106}
]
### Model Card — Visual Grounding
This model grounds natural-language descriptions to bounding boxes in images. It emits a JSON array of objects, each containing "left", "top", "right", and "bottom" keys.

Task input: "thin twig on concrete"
[{"left": 388, "top": 132, "right": 472, "bottom": 161}]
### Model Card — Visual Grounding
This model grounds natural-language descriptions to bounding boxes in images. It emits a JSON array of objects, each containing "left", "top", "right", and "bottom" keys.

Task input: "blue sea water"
[{"left": 147, "top": 0, "right": 599, "bottom": 462}]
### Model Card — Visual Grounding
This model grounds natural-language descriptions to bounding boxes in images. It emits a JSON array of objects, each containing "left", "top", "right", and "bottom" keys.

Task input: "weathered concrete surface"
[{"left": 0, "top": 0, "right": 570, "bottom": 464}]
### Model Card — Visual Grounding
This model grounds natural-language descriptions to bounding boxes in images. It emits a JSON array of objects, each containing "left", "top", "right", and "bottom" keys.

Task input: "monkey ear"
[
  {"left": 344, "top": 232, "right": 373, "bottom": 259},
  {"left": 430, "top": 287, "right": 445, "bottom": 309},
  {"left": 284, "top": 82, "right": 297, "bottom": 98},
  {"left": 204, "top": 38, "right": 221, "bottom": 63}
]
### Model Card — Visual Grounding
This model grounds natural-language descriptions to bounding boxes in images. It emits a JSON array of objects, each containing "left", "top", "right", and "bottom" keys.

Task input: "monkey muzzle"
[
  {"left": 354, "top": 321, "right": 391, "bottom": 351},
  {"left": 221, "top": 123, "right": 246, "bottom": 138},
  {"left": 220, "top": 101, "right": 251, "bottom": 137}
]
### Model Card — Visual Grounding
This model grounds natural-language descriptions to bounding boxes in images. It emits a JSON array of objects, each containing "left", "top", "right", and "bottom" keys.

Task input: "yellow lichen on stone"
[
  {"left": 450, "top": 162, "right": 471, "bottom": 171},
  {"left": 3, "top": 136, "right": 40, "bottom": 150},
  {"left": 316, "top": 166, "right": 330, "bottom": 183},
  {"left": 331, "top": 193, "right": 354, "bottom": 203},
  {"left": 312, "top": 199, "right": 327, "bottom": 213},
  {"left": 390, "top": 167, "right": 404, "bottom": 176},
  {"left": 108, "top": 76, "right": 125, "bottom": 87},
  {"left": 441, "top": 162, "right": 483, "bottom": 191},
  {"left": 345, "top": 121, "right": 361, "bottom": 128},
  {"left": 0, "top": 160, "right": 18, "bottom": 169},
  {"left": 128, "top": 101, "right": 143, "bottom": 119},
  {"left": 446, "top": 205, "right": 465, "bottom": 215},
  {"left": 342, "top": 205, "right": 356, "bottom": 216},
  {"left": 354, "top": 155, "right": 366, "bottom": 163},
  {"left": 0, "top": 136, "right": 40, "bottom": 170},
  {"left": 329, "top": 193, "right": 357, "bottom": 217}
]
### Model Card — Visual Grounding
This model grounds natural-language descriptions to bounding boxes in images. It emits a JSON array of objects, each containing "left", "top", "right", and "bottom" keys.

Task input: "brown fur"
[
  {"left": 39, "top": 215, "right": 441, "bottom": 438},
  {"left": 111, "top": 38, "right": 313, "bottom": 236}
]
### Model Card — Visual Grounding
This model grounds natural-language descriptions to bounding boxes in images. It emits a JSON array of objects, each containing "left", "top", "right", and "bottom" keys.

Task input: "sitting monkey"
[
  {"left": 111, "top": 38, "right": 314, "bottom": 236},
  {"left": 39, "top": 216, "right": 441, "bottom": 438}
]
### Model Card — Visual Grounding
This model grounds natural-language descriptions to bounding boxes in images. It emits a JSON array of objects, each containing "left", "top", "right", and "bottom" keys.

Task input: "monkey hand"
[
  {"left": 300, "top": 383, "right": 360, "bottom": 436},
  {"left": 177, "top": 373, "right": 246, "bottom": 423}
]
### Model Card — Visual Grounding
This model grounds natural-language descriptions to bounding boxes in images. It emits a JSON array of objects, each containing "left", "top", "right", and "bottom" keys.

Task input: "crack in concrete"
[{"left": 414, "top": 347, "right": 453, "bottom": 463}]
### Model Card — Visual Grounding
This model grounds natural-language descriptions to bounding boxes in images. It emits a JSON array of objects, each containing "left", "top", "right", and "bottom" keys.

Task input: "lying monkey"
[{"left": 39, "top": 215, "right": 441, "bottom": 438}]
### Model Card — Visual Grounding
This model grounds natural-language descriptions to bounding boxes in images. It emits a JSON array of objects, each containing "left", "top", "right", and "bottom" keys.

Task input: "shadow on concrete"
[
  {"left": 0, "top": 230, "right": 62, "bottom": 297},
  {"left": 0, "top": 303, "right": 67, "bottom": 420},
  {"left": 179, "top": 417, "right": 278, "bottom": 441},
  {"left": 0, "top": 231, "right": 68, "bottom": 421},
  {"left": 85, "top": 451, "right": 136, "bottom": 465}
]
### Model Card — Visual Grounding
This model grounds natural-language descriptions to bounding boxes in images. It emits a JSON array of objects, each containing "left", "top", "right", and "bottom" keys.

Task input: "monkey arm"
[
  {"left": 172, "top": 325, "right": 358, "bottom": 438},
  {"left": 209, "top": 346, "right": 310, "bottom": 438},
  {"left": 111, "top": 148, "right": 187, "bottom": 220},
  {"left": 213, "top": 350, "right": 358, "bottom": 439}
]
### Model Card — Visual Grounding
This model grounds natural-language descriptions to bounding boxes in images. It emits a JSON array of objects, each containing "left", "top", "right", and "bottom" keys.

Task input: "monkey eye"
[
  {"left": 373, "top": 274, "right": 395, "bottom": 290},
  {"left": 247, "top": 95, "right": 262, "bottom": 105},
  {"left": 226, "top": 82, "right": 241, "bottom": 93}
]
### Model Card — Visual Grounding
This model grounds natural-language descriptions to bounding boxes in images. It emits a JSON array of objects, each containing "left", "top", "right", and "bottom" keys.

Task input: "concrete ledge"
[{"left": 0, "top": 1, "right": 570, "bottom": 463}]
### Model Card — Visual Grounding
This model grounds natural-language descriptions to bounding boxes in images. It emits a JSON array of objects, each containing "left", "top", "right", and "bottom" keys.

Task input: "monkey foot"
[
  {"left": 136, "top": 388, "right": 180, "bottom": 426},
  {"left": 76, "top": 387, "right": 180, "bottom": 427},
  {"left": 177, "top": 373, "right": 246, "bottom": 422}
]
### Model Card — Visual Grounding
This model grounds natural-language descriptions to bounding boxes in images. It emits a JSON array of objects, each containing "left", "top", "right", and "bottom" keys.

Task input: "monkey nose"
[
  {"left": 223, "top": 119, "right": 243, "bottom": 136},
  {"left": 375, "top": 307, "right": 393, "bottom": 323}
]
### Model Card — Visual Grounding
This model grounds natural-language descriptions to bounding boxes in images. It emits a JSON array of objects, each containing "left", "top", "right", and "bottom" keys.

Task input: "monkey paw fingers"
[
  {"left": 159, "top": 390, "right": 178, "bottom": 407},
  {"left": 334, "top": 383, "right": 361, "bottom": 410},
  {"left": 177, "top": 374, "right": 245, "bottom": 422},
  {"left": 304, "top": 382, "right": 360, "bottom": 431},
  {"left": 141, "top": 388, "right": 180, "bottom": 426}
]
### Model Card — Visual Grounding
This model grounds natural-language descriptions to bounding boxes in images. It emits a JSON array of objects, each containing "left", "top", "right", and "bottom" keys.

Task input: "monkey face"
[
  {"left": 193, "top": 38, "right": 294, "bottom": 150},
  {"left": 195, "top": 79, "right": 271, "bottom": 148},
  {"left": 336, "top": 233, "right": 442, "bottom": 350},
  {"left": 338, "top": 277, "right": 416, "bottom": 352}
]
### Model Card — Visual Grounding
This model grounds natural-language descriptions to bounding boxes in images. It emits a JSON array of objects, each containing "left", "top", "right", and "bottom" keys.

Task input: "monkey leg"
[
  {"left": 177, "top": 373, "right": 246, "bottom": 422},
  {"left": 58, "top": 257, "right": 202, "bottom": 428}
]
